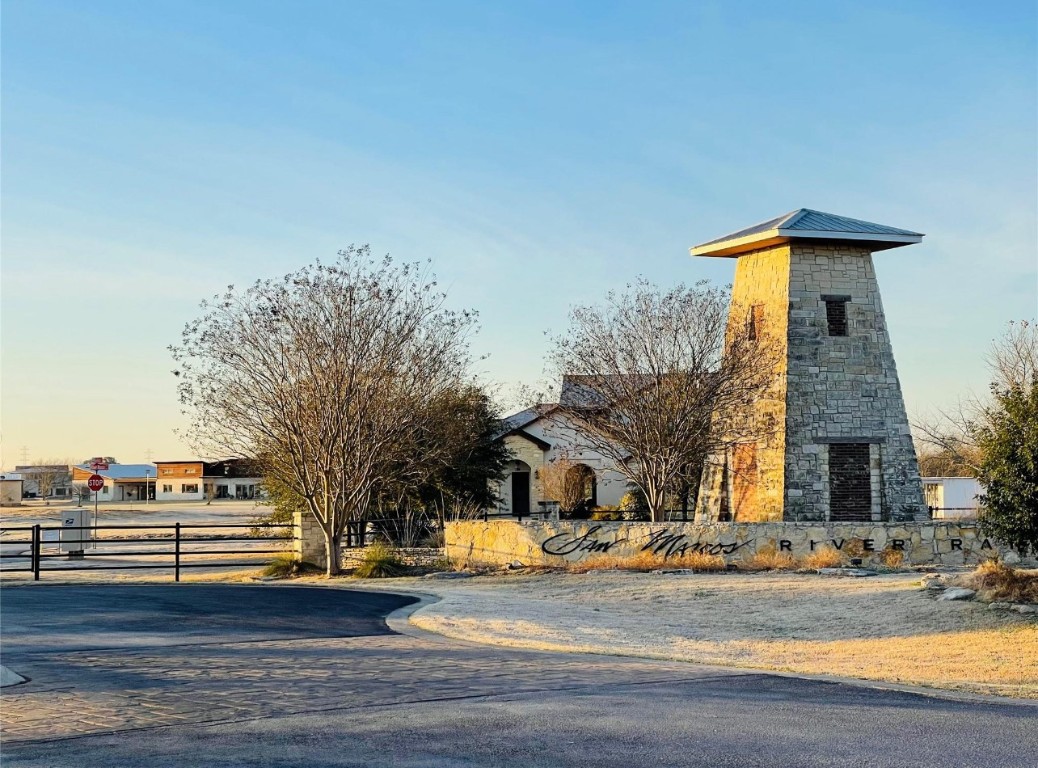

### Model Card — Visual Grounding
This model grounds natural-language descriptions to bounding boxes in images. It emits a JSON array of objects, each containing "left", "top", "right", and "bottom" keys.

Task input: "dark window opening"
[
  {"left": 746, "top": 305, "right": 764, "bottom": 341},
  {"left": 829, "top": 443, "right": 871, "bottom": 521},
  {"left": 825, "top": 299, "right": 848, "bottom": 336}
]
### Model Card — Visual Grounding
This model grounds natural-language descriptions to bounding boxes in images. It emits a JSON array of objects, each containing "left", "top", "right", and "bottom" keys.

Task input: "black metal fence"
[
  {"left": 927, "top": 507, "right": 979, "bottom": 519},
  {"left": 0, "top": 523, "right": 293, "bottom": 582},
  {"left": 343, "top": 516, "right": 445, "bottom": 549}
]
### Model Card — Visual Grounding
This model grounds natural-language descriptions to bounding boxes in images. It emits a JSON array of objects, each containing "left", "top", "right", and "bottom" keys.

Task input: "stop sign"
[{"left": 87, "top": 474, "right": 105, "bottom": 492}]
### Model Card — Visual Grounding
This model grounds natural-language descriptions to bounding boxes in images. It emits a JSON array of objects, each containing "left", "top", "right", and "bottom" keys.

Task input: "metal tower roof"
[{"left": 691, "top": 209, "right": 923, "bottom": 258}]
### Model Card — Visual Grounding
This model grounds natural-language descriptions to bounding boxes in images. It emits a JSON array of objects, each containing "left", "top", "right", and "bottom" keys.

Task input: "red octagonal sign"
[{"left": 87, "top": 474, "right": 105, "bottom": 492}]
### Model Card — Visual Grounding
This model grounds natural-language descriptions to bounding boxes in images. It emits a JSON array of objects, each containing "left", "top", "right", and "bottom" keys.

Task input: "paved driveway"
[{"left": 1, "top": 584, "right": 1035, "bottom": 767}]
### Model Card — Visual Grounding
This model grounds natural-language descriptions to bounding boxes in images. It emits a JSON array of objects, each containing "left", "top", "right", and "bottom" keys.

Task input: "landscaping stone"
[
  {"left": 1010, "top": 604, "right": 1037, "bottom": 615},
  {"left": 818, "top": 568, "right": 877, "bottom": 577},
  {"left": 988, "top": 602, "right": 1011, "bottom": 611},
  {"left": 423, "top": 571, "right": 473, "bottom": 580},
  {"left": 937, "top": 588, "right": 976, "bottom": 601},
  {"left": 651, "top": 569, "right": 696, "bottom": 575}
]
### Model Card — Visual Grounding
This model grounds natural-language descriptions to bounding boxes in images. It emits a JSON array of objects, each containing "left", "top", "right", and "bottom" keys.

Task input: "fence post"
[
  {"left": 32, "top": 524, "right": 41, "bottom": 581},
  {"left": 174, "top": 523, "right": 181, "bottom": 582}
]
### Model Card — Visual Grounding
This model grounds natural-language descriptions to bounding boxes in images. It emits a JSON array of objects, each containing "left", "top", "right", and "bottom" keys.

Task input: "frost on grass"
[{"left": 404, "top": 571, "right": 1038, "bottom": 698}]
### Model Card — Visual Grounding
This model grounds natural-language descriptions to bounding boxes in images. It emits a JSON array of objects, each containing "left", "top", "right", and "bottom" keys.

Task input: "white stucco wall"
[
  {"left": 495, "top": 411, "right": 632, "bottom": 515},
  {"left": 923, "top": 477, "right": 982, "bottom": 519}
]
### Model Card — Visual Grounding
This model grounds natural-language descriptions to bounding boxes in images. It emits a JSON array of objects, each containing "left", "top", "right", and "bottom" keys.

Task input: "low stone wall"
[{"left": 446, "top": 520, "right": 1026, "bottom": 568}]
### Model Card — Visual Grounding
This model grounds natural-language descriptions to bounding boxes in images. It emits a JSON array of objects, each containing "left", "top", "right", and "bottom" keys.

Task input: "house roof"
[
  {"left": 559, "top": 374, "right": 658, "bottom": 409},
  {"left": 75, "top": 463, "right": 157, "bottom": 480},
  {"left": 203, "top": 459, "right": 259, "bottom": 479},
  {"left": 492, "top": 404, "right": 555, "bottom": 441},
  {"left": 691, "top": 208, "right": 923, "bottom": 258},
  {"left": 504, "top": 429, "right": 552, "bottom": 451}
]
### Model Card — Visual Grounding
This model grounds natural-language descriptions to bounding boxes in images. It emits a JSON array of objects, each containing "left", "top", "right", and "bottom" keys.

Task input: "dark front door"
[
  {"left": 511, "top": 472, "right": 531, "bottom": 518},
  {"left": 829, "top": 443, "right": 871, "bottom": 521}
]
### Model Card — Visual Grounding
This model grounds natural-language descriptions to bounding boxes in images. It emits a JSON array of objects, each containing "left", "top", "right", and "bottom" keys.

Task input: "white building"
[
  {"left": 153, "top": 459, "right": 263, "bottom": 502},
  {"left": 1, "top": 473, "right": 24, "bottom": 506},
  {"left": 922, "top": 477, "right": 983, "bottom": 519},
  {"left": 72, "top": 464, "right": 157, "bottom": 501},
  {"left": 493, "top": 378, "right": 634, "bottom": 518}
]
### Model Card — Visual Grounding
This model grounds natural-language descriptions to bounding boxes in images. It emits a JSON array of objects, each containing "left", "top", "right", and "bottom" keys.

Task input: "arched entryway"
[
  {"left": 510, "top": 460, "right": 532, "bottom": 518},
  {"left": 565, "top": 463, "right": 597, "bottom": 518}
]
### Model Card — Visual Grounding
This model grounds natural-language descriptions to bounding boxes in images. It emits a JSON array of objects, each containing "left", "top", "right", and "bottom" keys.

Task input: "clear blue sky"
[{"left": 2, "top": 0, "right": 1036, "bottom": 465}]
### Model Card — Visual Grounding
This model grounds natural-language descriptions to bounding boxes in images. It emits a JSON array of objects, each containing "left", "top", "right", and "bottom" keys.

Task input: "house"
[
  {"left": 493, "top": 377, "right": 632, "bottom": 517},
  {"left": 922, "top": 477, "right": 982, "bottom": 519},
  {"left": 14, "top": 464, "right": 73, "bottom": 499},
  {"left": 1, "top": 473, "right": 24, "bottom": 506},
  {"left": 153, "top": 459, "right": 263, "bottom": 502},
  {"left": 71, "top": 464, "right": 157, "bottom": 501}
]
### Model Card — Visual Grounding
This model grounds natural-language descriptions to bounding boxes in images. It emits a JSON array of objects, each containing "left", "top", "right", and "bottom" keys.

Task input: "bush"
[
  {"left": 800, "top": 547, "right": 846, "bottom": 570},
  {"left": 959, "top": 560, "right": 1038, "bottom": 603},
  {"left": 566, "top": 549, "right": 724, "bottom": 573},
  {"left": 974, "top": 382, "right": 1038, "bottom": 558},
  {"left": 589, "top": 506, "right": 623, "bottom": 521},
  {"left": 261, "top": 554, "right": 322, "bottom": 578},
  {"left": 879, "top": 548, "right": 906, "bottom": 569},
  {"left": 249, "top": 506, "right": 295, "bottom": 539},
  {"left": 670, "top": 551, "right": 726, "bottom": 571},
  {"left": 353, "top": 541, "right": 408, "bottom": 578},
  {"left": 738, "top": 546, "right": 798, "bottom": 571}
]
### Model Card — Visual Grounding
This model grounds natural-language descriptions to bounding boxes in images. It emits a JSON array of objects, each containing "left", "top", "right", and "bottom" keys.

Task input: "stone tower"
[{"left": 692, "top": 209, "right": 927, "bottom": 523}]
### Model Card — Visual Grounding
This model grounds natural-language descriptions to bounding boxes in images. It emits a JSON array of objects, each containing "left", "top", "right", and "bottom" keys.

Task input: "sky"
[{"left": 2, "top": 0, "right": 1036, "bottom": 467}]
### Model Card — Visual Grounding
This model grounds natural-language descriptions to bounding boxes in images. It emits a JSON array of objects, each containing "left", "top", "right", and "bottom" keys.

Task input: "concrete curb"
[{"left": 1, "top": 665, "right": 27, "bottom": 688}]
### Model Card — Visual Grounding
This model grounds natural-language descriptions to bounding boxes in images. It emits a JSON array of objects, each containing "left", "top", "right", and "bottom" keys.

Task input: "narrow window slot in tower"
[{"left": 823, "top": 296, "right": 849, "bottom": 337}]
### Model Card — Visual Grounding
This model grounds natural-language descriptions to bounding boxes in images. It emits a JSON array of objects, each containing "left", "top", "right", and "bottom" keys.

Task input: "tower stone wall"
[
  {"left": 783, "top": 242, "right": 925, "bottom": 521},
  {"left": 697, "top": 240, "right": 926, "bottom": 523}
]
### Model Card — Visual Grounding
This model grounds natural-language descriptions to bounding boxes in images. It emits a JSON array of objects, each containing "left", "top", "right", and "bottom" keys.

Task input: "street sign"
[
  {"left": 87, "top": 474, "right": 105, "bottom": 492},
  {"left": 89, "top": 458, "right": 109, "bottom": 471}
]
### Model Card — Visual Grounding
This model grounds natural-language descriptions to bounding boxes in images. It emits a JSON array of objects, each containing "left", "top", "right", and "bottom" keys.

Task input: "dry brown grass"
[
  {"left": 880, "top": 548, "right": 905, "bottom": 569},
  {"left": 800, "top": 547, "right": 846, "bottom": 570},
  {"left": 739, "top": 546, "right": 798, "bottom": 571},
  {"left": 670, "top": 551, "right": 726, "bottom": 571},
  {"left": 566, "top": 550, "right": 664, "bottom": 573},
  {"left": 566, "top": 549, "right": 725, "bottom": 573},
  {"left": 960, "top": 560, "right": 1038, "bottom": 603}
]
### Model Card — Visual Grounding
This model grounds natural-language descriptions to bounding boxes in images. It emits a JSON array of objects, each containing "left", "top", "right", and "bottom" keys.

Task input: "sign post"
[{"left": 87, "top": 471, "right": 105, "bottom": 547}]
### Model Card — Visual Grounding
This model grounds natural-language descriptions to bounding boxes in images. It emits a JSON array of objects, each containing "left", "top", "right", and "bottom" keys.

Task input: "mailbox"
[{"left": 60, "top": 509, "right": 92, "bottom": 554}]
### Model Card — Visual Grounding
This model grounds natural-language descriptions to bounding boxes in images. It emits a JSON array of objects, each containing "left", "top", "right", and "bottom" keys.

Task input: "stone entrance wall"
[{"left": 446, "top": 520, "right": 1025, "bottom": 569}]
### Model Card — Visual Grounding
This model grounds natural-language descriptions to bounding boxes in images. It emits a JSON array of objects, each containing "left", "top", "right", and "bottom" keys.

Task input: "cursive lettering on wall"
[
  {"left": 541, "top": 525, "right": 628, "bottom": 556},
  {"left": 641, "top": 529, "right": 753, "bottom": 558}
]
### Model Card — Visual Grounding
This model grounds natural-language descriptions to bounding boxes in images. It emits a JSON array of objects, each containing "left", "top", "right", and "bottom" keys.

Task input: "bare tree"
[
  {"left": 538, "top": 457, "right": 592, "bottom": 515},
  {"left": 915, "top": 440, "right": 983, "bottom": 477},
  {"left": 914, "top": 320, "right": 1037, "bottom": 470},
  {"left": 988, "top": 320, "right": 1037, "bottom": 393},
  {"left": 548, "top": 280, "right": 777, "bottom": 522},
  {"left": 18, "top": 460, "right": 72, "bottom": 503},
  {"left": 172, "top": 247, "right": 478, "bottom": 575}
]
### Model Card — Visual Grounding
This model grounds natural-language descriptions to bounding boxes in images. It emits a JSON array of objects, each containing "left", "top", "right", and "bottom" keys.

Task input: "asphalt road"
[{"left": 1, "top": 584, "right": 1035, "bottom": 767}]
